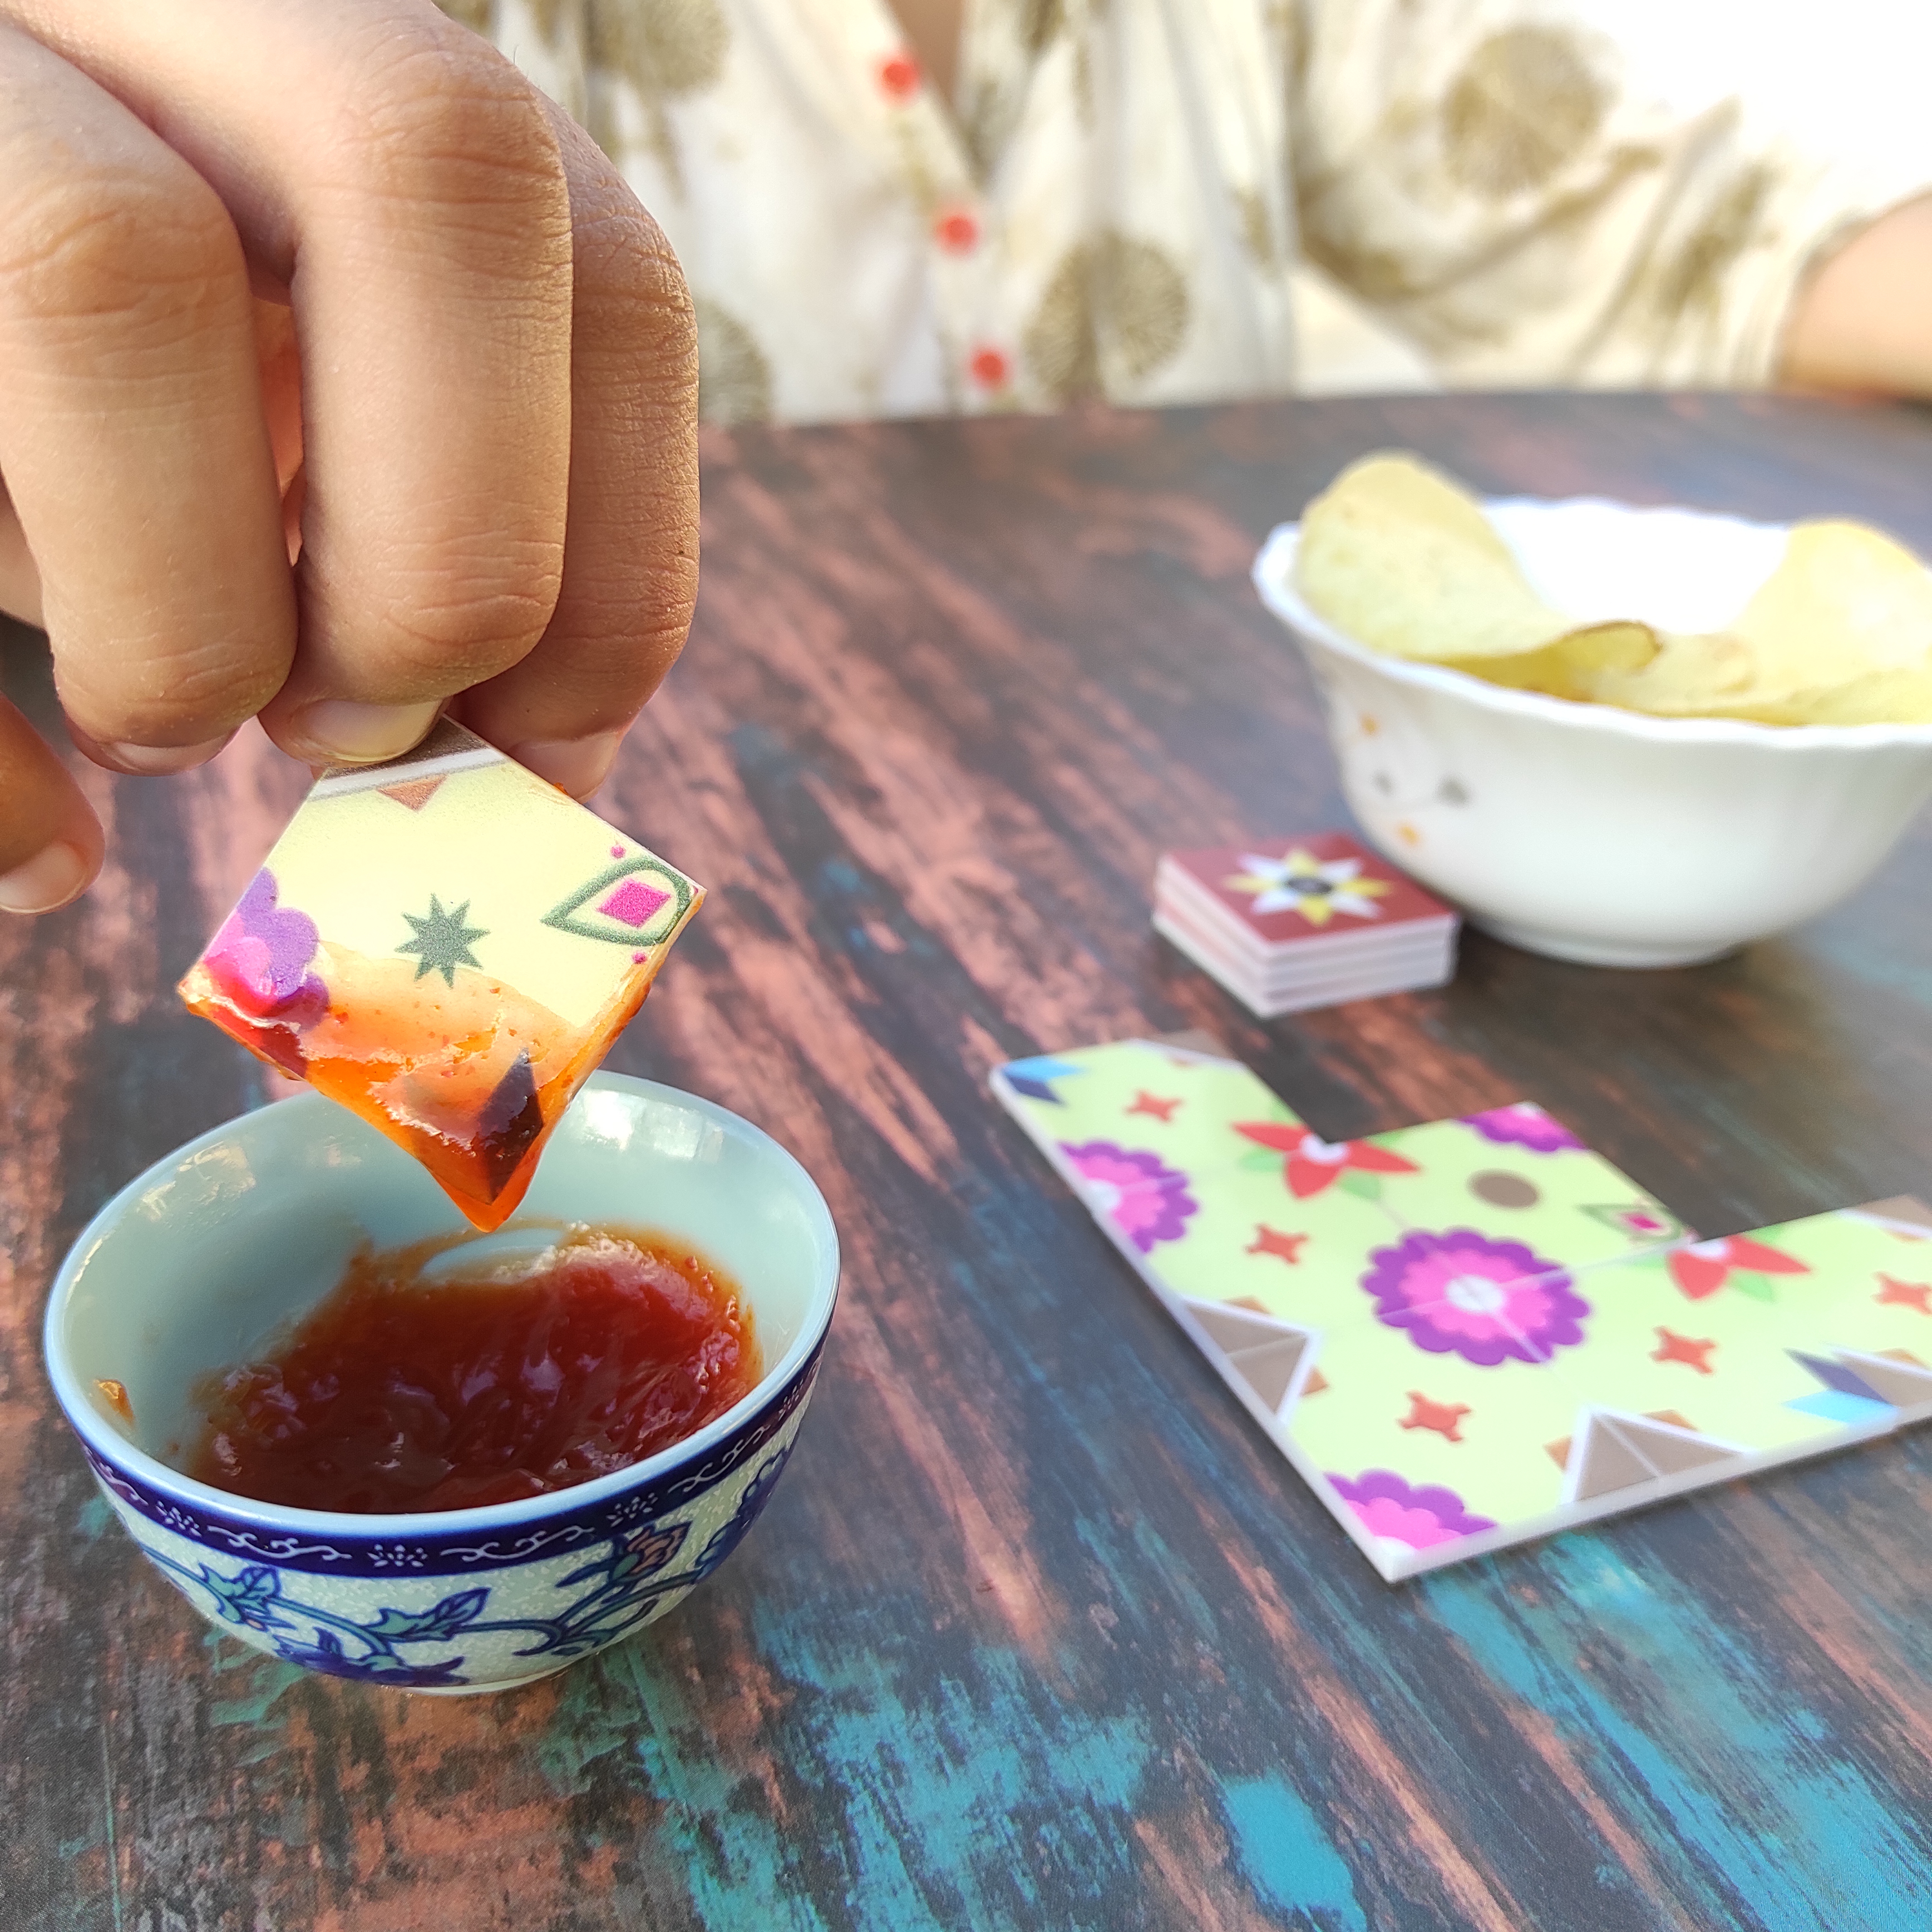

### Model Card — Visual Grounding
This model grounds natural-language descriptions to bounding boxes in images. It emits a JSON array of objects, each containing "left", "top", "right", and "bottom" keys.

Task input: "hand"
[
  {"left": 0, "top": 0, "right": 698, "bottom": 915},
  {"left": 1782, "top": 193, "right": 1932, "bottom": 400}
]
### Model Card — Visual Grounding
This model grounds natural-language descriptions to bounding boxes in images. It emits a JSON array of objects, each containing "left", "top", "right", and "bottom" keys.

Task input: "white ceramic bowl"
[
  {"left": 44, "top": 1073, "right": 839, "bottom": 1694},
  {"left": 1254, "top": 499, "right": 1932, "bottom": 967}
]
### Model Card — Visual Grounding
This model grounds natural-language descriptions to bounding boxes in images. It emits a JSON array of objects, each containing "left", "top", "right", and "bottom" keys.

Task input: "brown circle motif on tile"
[{"left": 1471, "top": 1170, "right": 1540, "bottom": 1209}]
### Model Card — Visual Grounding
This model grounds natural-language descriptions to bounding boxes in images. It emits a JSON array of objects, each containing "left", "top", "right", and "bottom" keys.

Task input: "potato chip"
[
  {"left": 1703, "top": 664, "right": 1932, "bottom": 727},
  {"left": 1295, "top": 453, "right": 1574, "bottom": 667},
  {"left": 1721, "top": 520, "right": 1932, "bottom": 704},
  {"left": 1576, "top": 628, "right": 1756, "bottom": 716},
  {"left": 1292, "top": 452, "right": 1932, "bottom": 726},
  {"left": 1581, "top": 521, "right": 1932, "bottom": 721},
  {"left": 1442, "top": 620, "right": 1659, "bottom": 703}
]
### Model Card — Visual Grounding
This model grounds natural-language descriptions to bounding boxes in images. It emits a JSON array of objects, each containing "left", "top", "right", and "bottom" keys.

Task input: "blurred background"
[{"left": 1294, "top": 0, "right": 1932, "bottom": 392}]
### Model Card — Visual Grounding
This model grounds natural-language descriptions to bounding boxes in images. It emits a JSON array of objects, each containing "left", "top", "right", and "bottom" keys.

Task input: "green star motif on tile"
[{"left": 397, "top": 894, "right": 488, "bottom": 987}]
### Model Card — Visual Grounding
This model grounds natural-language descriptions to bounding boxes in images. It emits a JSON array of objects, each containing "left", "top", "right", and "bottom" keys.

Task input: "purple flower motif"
[
  {"left": 1061, "top": 1141, "right": 1197, "bottom": 1253},
  {"left": 1328, "top": 1470, "right": 1497, "bottom": 1550},
  {"left": 1362, "top": 1228, "right": 1588, "bottom": 1365},
  {"left": 203, "top": 868, "right": 328, "bottom": 1028},
  {"left": 1463, "top": 1103, "right": 1584, "bottom": 1155}
]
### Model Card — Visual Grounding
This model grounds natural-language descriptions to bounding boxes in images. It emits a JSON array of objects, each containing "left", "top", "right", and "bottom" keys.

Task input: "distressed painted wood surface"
[{"left": 6, "top": 393, "right": 1932, "bottom": 1932}]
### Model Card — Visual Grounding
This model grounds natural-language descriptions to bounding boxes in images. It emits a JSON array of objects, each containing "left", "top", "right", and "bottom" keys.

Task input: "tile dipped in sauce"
[
  {"left": 187, "top": 1229, "right": 760, "bottom": 1514},
  {"left": 178, "top": 720, "right": 705, "bottom": 1231}
]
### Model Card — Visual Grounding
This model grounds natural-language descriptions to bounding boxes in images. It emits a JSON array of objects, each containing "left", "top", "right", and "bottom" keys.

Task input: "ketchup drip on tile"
[{"left": 188, "top": 1230, "right": 760, "bottom": 1513}]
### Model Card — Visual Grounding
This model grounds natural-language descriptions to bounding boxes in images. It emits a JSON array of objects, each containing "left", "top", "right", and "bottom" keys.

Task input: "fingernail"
[
  {"left": 288, "top": 699, "right": 442, "bottom": 765},
  {"left": 96, "top": 732, "right": 235, "bottom": 776},
  {"left": 0, "top": 839, "right": 89, "bottom": 914},
  {"left": 509, "top": 731, "right": 624, "bottom": 798}
]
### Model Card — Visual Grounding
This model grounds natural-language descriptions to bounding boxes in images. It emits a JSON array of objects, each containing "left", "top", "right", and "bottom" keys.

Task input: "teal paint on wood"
[
  {"left": 1421, "top": 1544, "right": 1932, "bottom": 1932},
  {"left": 1222, "top": 1775, "right": 1368, "bottom": 1929},
  {"left": 201, "top": 1638, "right": 308, "bottom": 1767},
  {"left": 539, "top": 1605, "right": 1156, "bottom": 1930},
  {"left": 1792, "top": 920, "right": 1932, "bottom": 1012},
  {"left": 543, "top": 1638, "right": 837, "bottom": 1932},
  {"left": 740, "top": 1607, "right": 1154, "bottom": 1929}
]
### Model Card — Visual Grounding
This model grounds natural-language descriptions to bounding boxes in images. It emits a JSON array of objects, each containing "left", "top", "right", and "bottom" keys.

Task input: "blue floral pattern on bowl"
[{"left": 88, "top": 1348, "right": 820, "bottom": 1692}]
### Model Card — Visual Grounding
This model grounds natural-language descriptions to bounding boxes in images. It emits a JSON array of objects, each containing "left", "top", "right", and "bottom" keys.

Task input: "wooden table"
[{"left": 6, "top": 392, "right": 1932, "bottom": 1931}]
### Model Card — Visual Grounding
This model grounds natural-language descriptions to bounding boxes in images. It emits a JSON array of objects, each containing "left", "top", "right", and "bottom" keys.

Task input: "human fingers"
[
  {"left": 0, "top": 477, "right": 41, "bottom": 627},
  {"left": 0, "top": 691, "right": 102, "bottom": 913},
  {"left": 0, "top": 21, "right": 293, "bottom": 775},
  {"left": 1, "top": 297, "right": 308, "bottom": 662},
  {"left": 450, "top": 103, "right": 699, "bottom": 799},
  {"left": 16, "top": 0, "right": 576, "bottom": 768}
]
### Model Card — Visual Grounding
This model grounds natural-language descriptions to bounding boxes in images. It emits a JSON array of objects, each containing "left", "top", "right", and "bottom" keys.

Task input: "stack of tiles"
[
  {"left": 1153, "top": 834, "right": 1457, "bottom": 1016},
  {"left": 992, "top": 1037, "right": 1932, "bottom": 1581},
  {"left": 180, "top": 719, "right": 703, "bottom": 1232}
]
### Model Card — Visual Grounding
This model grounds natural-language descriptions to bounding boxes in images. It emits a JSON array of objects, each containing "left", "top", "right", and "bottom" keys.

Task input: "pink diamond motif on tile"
[{"left": 599, "top": 878, "right": 671, "bottom": 929}]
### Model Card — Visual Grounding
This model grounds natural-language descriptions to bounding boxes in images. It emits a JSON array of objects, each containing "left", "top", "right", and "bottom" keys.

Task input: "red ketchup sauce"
[{"left": 188, "top": 1229, "right": 760, "bottom": 1514}]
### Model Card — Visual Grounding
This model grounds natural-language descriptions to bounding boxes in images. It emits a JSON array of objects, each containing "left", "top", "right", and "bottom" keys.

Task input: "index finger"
[
  {"left": 0, "top": 689, "right": 103, "bottom": 911},
  {"left": 0, "top": 21, "right": 294, "bottom": 772},
  {"left": 16, "top": 0, "right": 576, "bottom": 767},
  {"left": 450, "top": 105, "right": 699, "bottom": 798}
]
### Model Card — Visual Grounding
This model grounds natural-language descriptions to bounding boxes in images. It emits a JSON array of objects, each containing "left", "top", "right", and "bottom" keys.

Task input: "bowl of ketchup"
[{"left": 43, "top": 1072, "right": 839, "bottom": 1694}]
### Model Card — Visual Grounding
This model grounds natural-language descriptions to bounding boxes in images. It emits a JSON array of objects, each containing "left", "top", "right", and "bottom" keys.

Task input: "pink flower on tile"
[
  {"left": 1463, "top": 1103, "right": 1584, "bottom": 1154},
  {"left": 1060, "top": 1141, "right": 1197, "bottom": 1253},
  {"left": 203, "top": 868, "right": 327, "bottom": 1028},
  {"left": 1363, "top": 1228, "right": 1585, "bottom": 1366},
  {"left": 1328, "top": 1470, "right": 1496, "bottom": 1549}
]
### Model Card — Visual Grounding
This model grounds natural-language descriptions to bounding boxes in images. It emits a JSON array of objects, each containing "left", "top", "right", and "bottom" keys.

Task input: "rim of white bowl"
[
  {"left": 1253, "top": 512, "right": 1932, "bottom": 751},
  {"left": 42, "top": 1070, "right": 840, "bottom": 1537}
]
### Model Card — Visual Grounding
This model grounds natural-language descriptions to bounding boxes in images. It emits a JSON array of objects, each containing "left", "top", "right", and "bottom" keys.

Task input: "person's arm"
[
  {"left": 1780, "top": 194, "right": 1932, "bottom": 398},
  {"left": 0, "top": 0, "right": 698, "bottom": 916}
]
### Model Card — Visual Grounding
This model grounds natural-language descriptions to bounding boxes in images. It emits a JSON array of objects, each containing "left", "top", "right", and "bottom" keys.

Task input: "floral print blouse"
[{"left": 445, "top": 0, "right": 1926, "bottom": 423}]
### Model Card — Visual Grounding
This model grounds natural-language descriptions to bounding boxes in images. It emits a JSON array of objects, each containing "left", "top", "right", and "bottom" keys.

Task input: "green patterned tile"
[
  {"left": 1545, "top": 1219, "right": 1923, "bottom": 1457},
  {"left": 993, "top": 1041, "right": 1932, "bottom": 1580},
  {"left": 1721, "top": 1207, "right": 1932, "bottom": 1373},
  {"left": 1364, "top": 1107, "right": 1688, "bottom": 1271},
  {"left": 1275, "top": 1321, "right": 1591, "bottom": 1576},
  {"left": 993, "top": 1041, "right": 1301, "bottom": 1153},
  {"left": 1138, "top": 1159, "right": 1398, "bottom": 1328}
]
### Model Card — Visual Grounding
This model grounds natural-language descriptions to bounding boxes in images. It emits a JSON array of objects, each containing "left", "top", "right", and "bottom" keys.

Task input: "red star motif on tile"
[
  {"left": 1652, "top": 1327, "right": 1717, "bottom": 1373},
  {"left": 1126, "top": 1091, "right": 1181, "bottom": 1123},
  {"left": 1235, "top": 1121, "right": 1417, "bottom": 1199},
  {"left": 1399, "top": 1391, "right": 1470, "bottom": 1442},
  {"left": 1876, "top": 1274, "right": 1932, "bottom": 1313},
  {"left": 1245, "top": 1225, "right": 1308, "bottom": 1264},
  {"left": 1667, "top": 1235, "right": 1808, "bottom": 1300}
]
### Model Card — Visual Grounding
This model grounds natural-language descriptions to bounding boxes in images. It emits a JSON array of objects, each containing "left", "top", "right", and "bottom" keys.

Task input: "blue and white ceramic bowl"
[{"left": 44, "top": 1072, "right": 839, "bottom": 1694}]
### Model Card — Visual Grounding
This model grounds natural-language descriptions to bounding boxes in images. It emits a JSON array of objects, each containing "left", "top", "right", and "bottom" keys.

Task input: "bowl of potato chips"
[{"left": 1252, "top": 454, "right": 1932, "bottom": 968}]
